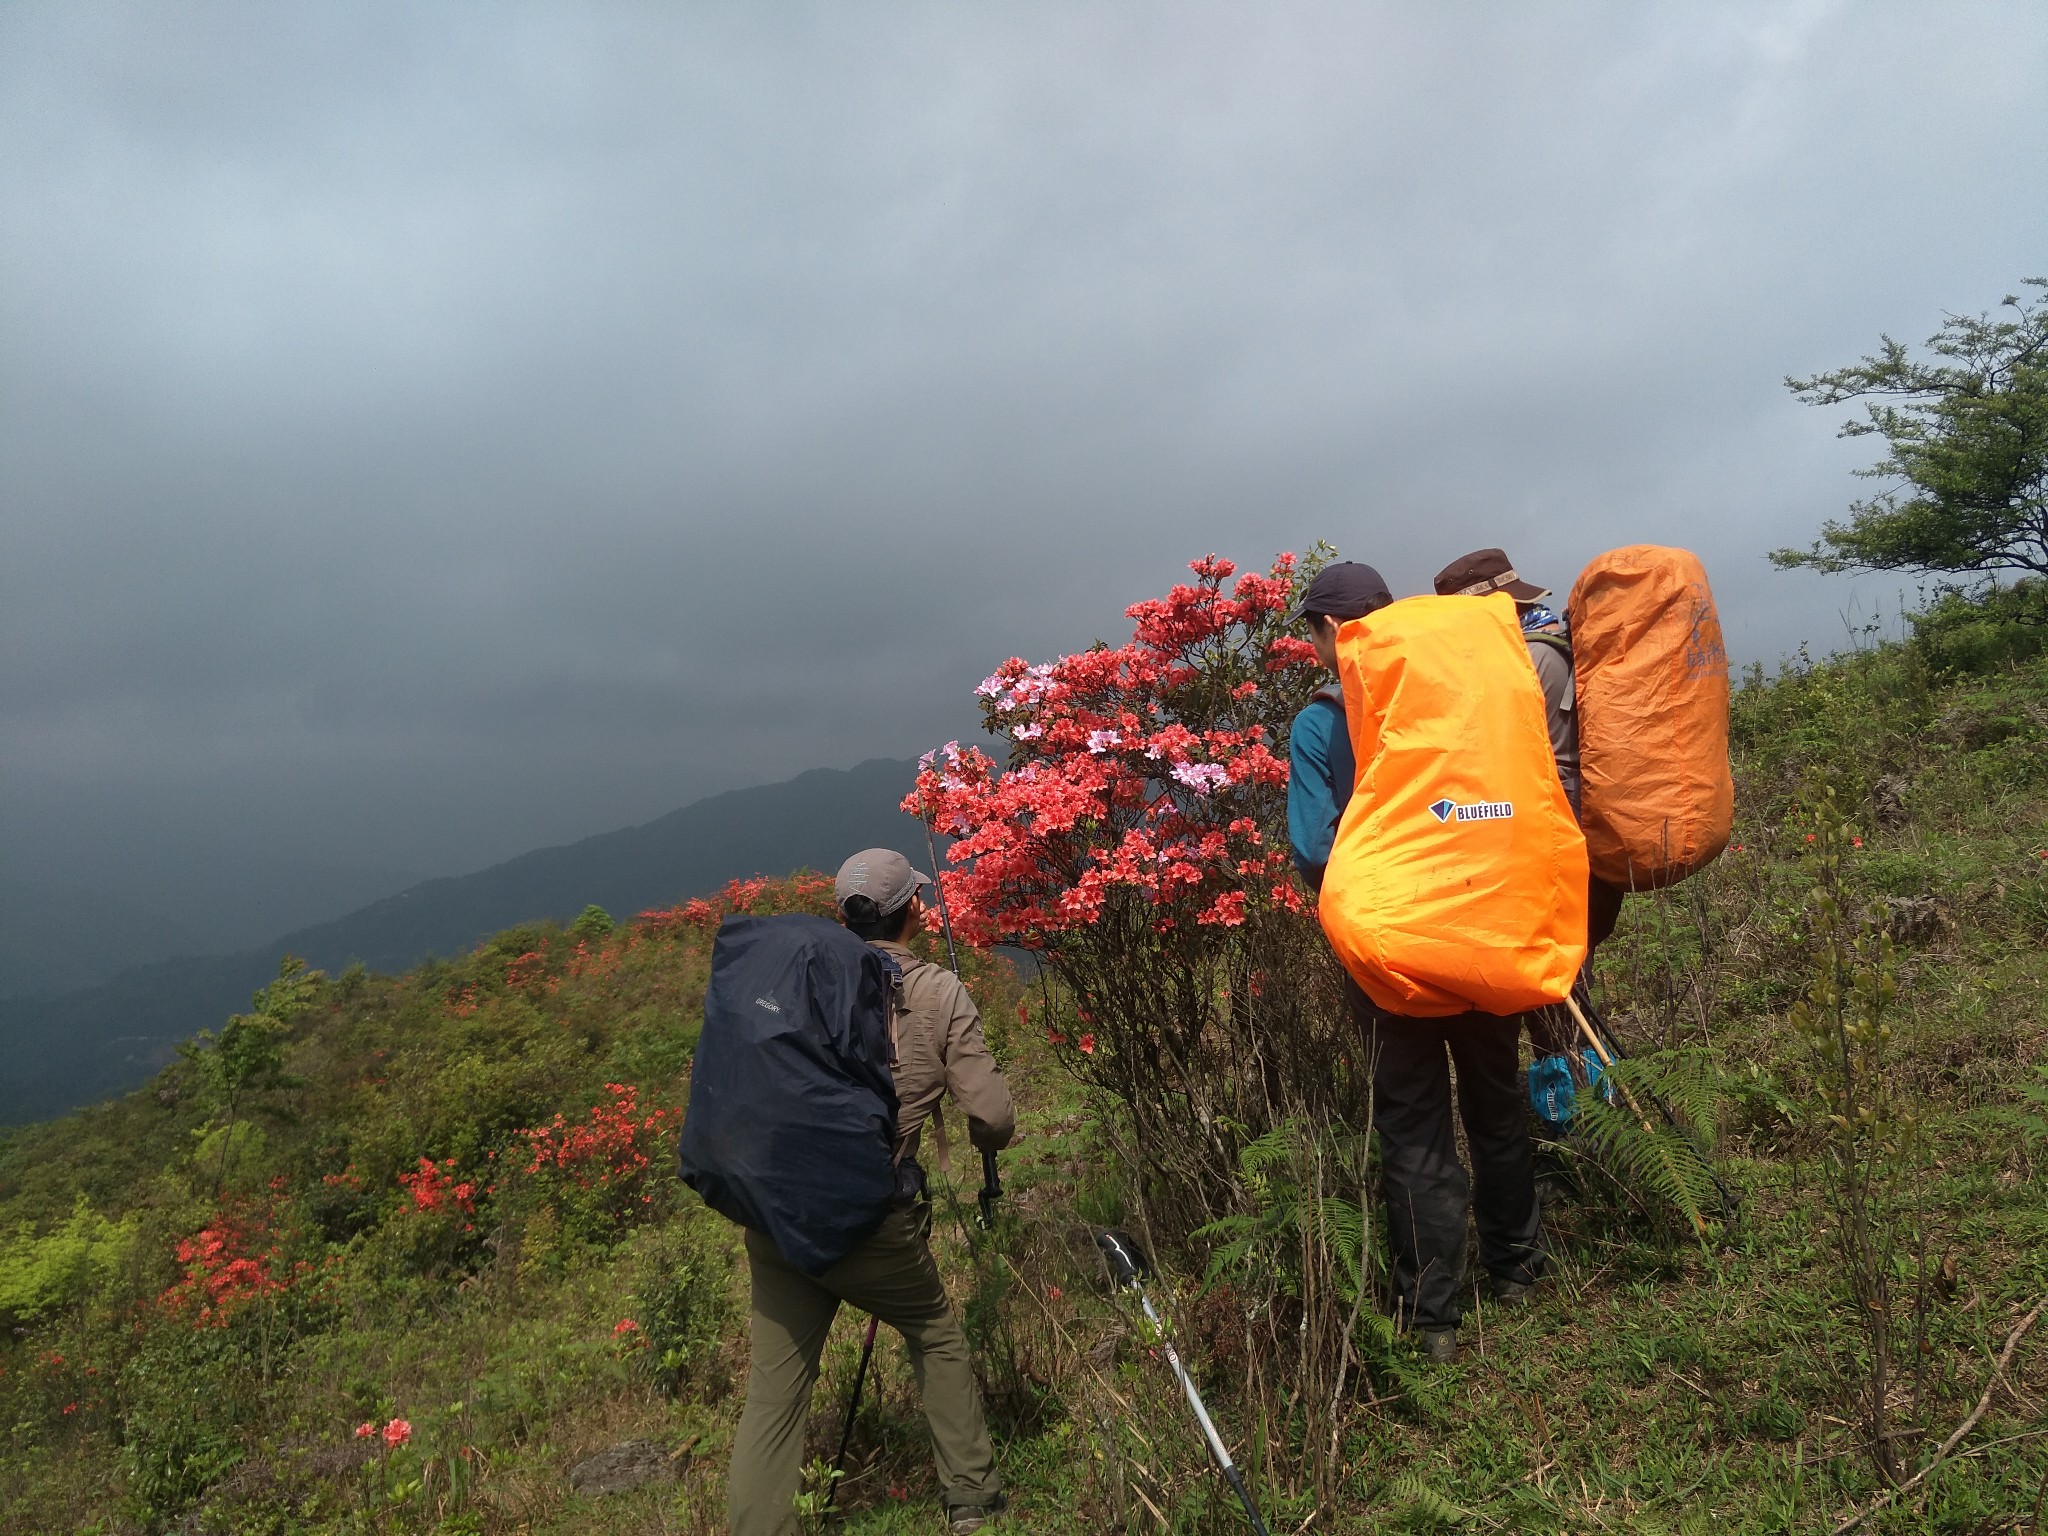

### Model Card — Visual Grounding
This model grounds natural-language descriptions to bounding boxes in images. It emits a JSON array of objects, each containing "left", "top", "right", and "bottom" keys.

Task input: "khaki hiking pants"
[{"left": 726, "top": 1205, "right": 999, "bottom": 1536}]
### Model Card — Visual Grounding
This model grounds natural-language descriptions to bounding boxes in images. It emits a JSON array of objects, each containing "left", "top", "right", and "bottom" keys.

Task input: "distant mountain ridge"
[{"left": 0, "top": 758, "right": 927, "bottom": 1125}]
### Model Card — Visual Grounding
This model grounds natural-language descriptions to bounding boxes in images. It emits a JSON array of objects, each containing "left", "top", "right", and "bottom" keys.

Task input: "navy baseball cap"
[{"left": 1288, "top": 561, "right": 1395, "bottom": 624}]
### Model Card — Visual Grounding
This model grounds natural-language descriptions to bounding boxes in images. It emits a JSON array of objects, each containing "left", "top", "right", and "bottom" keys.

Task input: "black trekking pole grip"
[
  {"left": 1096, "top": 1227, "right": 1147, "bottom": 1289},
  {"left": 977, "top": 1146, "right": 1002, "bottom": 1230}
]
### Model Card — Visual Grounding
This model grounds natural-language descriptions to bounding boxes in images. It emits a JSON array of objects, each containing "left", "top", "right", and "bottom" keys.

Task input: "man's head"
[
  {"left": 1288, "top": 561, "right": 1394, "bottom": 671},
  {"left": 834, "top": 848, "right": 929, "bottom": 942},
  {"left": 1432, "top": 548, "right": 1550, "bottom": 611}
]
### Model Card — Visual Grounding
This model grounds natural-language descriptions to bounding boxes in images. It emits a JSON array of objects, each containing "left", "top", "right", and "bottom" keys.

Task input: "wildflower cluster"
[
  {"left": 518, "top": 1083, "right": 675, "bottom": 1217},
  {"left": 157, "top": 1215, "right": 303, "bottom": 1327},
  {"left": 906, "top": 553, "right": 1323, "bottom": 949},
  {"left": 397, "top": 1156, "right": 483, "bottom": 1216},
  {"left": 637, "top": 873, "right": 838, "bottom": 936},
  {"left": 503, "top": 949, "right": 554, "bottom": 992},
  {"left": 355, "top": 1417, "right": 412, "bottom": 1447}
]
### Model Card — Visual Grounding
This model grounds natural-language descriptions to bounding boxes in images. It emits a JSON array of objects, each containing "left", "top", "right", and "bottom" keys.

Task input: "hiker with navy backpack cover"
[{"left": 680, "top": 848, "right": 1013, "bottom": 1536}]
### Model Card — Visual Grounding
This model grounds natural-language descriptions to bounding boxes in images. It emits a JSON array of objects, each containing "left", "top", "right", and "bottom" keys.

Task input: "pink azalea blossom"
[
  {"left": 898, "top": 551, "right": 1316, "bottom": 962},
  {"left": 382, "top": 1419, "right": 412, "bottom": 1448}
]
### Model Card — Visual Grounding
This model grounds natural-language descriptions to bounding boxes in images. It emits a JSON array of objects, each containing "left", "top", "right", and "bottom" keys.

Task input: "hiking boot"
[
  {"left": 1416, "top": 1327, "right": 1459, "bottom": 1364},
  {"left": 1486, "top": 1277, "right": 1535, "bottom": 1308},
  {"left": 948, "top": 1491, "right": 1007, "bottom": 1533}
]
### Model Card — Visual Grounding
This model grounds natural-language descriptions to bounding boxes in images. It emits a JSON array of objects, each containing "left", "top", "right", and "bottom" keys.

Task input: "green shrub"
[
  {"left": 571, "top": 904, "right": 615, "bottom": 940},
  {"left": 0, "top": 1197, "right": 137, "bottom": 1323},
  {"left": 116, "top": 1326, "right": 247, "bottom": 1523},
  {"left": 622, "top": 1207, "right": 737, "bottom": 1397},
  {"left": 1908, "top": 579, "right": 2048, "bottom": 674}
]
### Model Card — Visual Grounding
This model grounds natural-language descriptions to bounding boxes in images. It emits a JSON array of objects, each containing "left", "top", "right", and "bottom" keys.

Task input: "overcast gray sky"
[{"left": 4, "top": 1, "right": 2045, "bottom": 938}]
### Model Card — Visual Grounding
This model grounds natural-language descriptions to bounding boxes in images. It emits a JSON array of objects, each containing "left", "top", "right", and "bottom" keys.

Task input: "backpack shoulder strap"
[
  {"left": 1525, "top": 630, "right": 1573, "bottom": 661},
  {"left": 871, "top": 949, "right": 905, "bottom": 1068},
  {"left": 1313, "top": 682, "right": 1345, "bottom": 708}
]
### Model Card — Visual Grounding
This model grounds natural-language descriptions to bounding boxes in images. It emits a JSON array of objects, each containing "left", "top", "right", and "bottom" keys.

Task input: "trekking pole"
[
  {"left": 826, "top": 1314, "right": 881, "bottom": 1511},
  {"left": 1565, "top": 983, "right": 1740, "bottom": 1219},
  {"left": 919, "top": 817, "right": 962, "bottom": 976},
  {"left": 1096, "top": 1229, "right": 1272, "bottom": 1536},
  {"left": 919, "top": 809, "right": 1024, "bottom": 1399}
]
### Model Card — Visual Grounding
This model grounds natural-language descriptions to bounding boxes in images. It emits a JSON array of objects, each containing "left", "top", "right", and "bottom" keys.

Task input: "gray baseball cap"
[{"left": 834, "top": 848, "right": 929, "bottom": 915}]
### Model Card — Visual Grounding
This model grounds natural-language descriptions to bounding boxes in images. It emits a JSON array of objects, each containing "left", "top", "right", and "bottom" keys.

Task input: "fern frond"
[
  {"left": 1575, "top": 1095, "right": 1720, "bottom": 1241},
  {"left": 1387, "top": 1470, "right": 1477, "bottom": 1527},
  {"left": 1236, "top": 1123, "right": 1298, "bottom": 1178},
  {"left": 1313, "top": 1195, "right": 1367, "bottom": 1293}
]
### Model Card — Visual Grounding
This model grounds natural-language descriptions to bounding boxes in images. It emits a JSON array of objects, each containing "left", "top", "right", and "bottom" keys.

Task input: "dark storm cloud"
[{"left": 3, "top": 1, "right": 2045, "bottom": 921}]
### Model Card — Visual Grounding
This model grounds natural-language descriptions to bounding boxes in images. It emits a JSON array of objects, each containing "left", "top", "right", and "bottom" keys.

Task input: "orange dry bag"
[
  {"left": 1318, "top": 593, "right": 1589, "bottom": 1017},
  {"left": 1568, "top": 547, "right": 1733, "bottom": 891}
]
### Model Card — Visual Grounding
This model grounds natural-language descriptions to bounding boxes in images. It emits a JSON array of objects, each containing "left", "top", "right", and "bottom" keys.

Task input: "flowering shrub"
[
  {"left": 517, "top": 1083, "right": 676, "bottom": 1229},
  {"left": 397, "top": 1157, "right": 481, "bottom": 1217},
  {"left": 909, "top": 553, "right": 1317, "bottom": 947},
  {"left": 157, "top": 1214, "right": 304, "bottom": 1327},
  {"left": 503, "top": 949, "right": 553, "bottom": 992},
  {"left": 905, "top": 551, "right": 1359, "bottom": 1226}
]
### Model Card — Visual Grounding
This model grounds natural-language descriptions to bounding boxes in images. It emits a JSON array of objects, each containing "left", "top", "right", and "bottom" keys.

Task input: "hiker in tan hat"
[{"left": 724, "top": 848, "right": 1014, "bottom": 1536}]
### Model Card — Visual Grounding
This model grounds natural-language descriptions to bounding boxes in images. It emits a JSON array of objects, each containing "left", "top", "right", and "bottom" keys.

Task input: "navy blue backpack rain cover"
[{"left": 677, "top": 914, "right": 900, "bottom": 1276}]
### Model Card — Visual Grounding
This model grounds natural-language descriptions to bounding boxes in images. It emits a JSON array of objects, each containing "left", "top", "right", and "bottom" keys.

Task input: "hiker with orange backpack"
[
  {"left": 1435, "top": 546, "right": 1737, "bottom": 1162},
  {"left": 1432, "top": 548, "right": 1625, "bottom": 949},
  {"left": 1288, "top": 565, "right": 1569, "bottom": 1362}
]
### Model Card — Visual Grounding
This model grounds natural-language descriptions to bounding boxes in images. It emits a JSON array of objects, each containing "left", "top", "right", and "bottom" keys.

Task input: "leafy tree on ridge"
[{"left": 1774, "top": 278, "right": 2048, "bottom": 581}]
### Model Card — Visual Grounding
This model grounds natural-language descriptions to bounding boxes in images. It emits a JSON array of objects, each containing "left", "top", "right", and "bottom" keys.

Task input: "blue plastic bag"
[{"left": 1528, "top": 1048, "right": 1613, "bottom": 1130}]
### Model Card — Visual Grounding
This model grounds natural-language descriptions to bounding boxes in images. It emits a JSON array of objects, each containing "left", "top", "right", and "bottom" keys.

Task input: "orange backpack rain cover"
[
  {"left": 1568, "top": 547, "right": 1733, "bottom": 891},
  {"left": 1318, "top": 594, "right": 1589, "bottom": 1017}
]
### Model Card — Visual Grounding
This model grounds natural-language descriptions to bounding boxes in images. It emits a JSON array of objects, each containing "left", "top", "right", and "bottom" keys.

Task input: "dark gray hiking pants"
[{"left": 1357, "top": 987, "right": 1546, "bottom": 1331}]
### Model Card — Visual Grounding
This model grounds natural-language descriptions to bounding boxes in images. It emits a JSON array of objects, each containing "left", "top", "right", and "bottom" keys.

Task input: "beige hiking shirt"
[
  {"left": 1526, "top": 630, "right": 1580, "bottom": 809},
  {"left": 869, "top": 939, "right": 1015, "bottom": 1166}
]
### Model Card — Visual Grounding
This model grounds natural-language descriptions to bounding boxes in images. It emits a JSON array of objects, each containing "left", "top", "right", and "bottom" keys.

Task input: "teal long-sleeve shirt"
[{"left": 1287, "top": 692, "right": 1354, "bottom": 890}]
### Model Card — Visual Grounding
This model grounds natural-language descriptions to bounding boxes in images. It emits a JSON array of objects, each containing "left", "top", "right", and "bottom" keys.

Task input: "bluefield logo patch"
[{"left": 1429, "top": 796, "right": 1515, "bottom": 824}]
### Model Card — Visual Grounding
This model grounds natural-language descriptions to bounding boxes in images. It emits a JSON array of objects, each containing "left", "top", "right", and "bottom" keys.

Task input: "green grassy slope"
[{"left": 2, "top": 623, "right": 2044, "bottom": 1535}]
